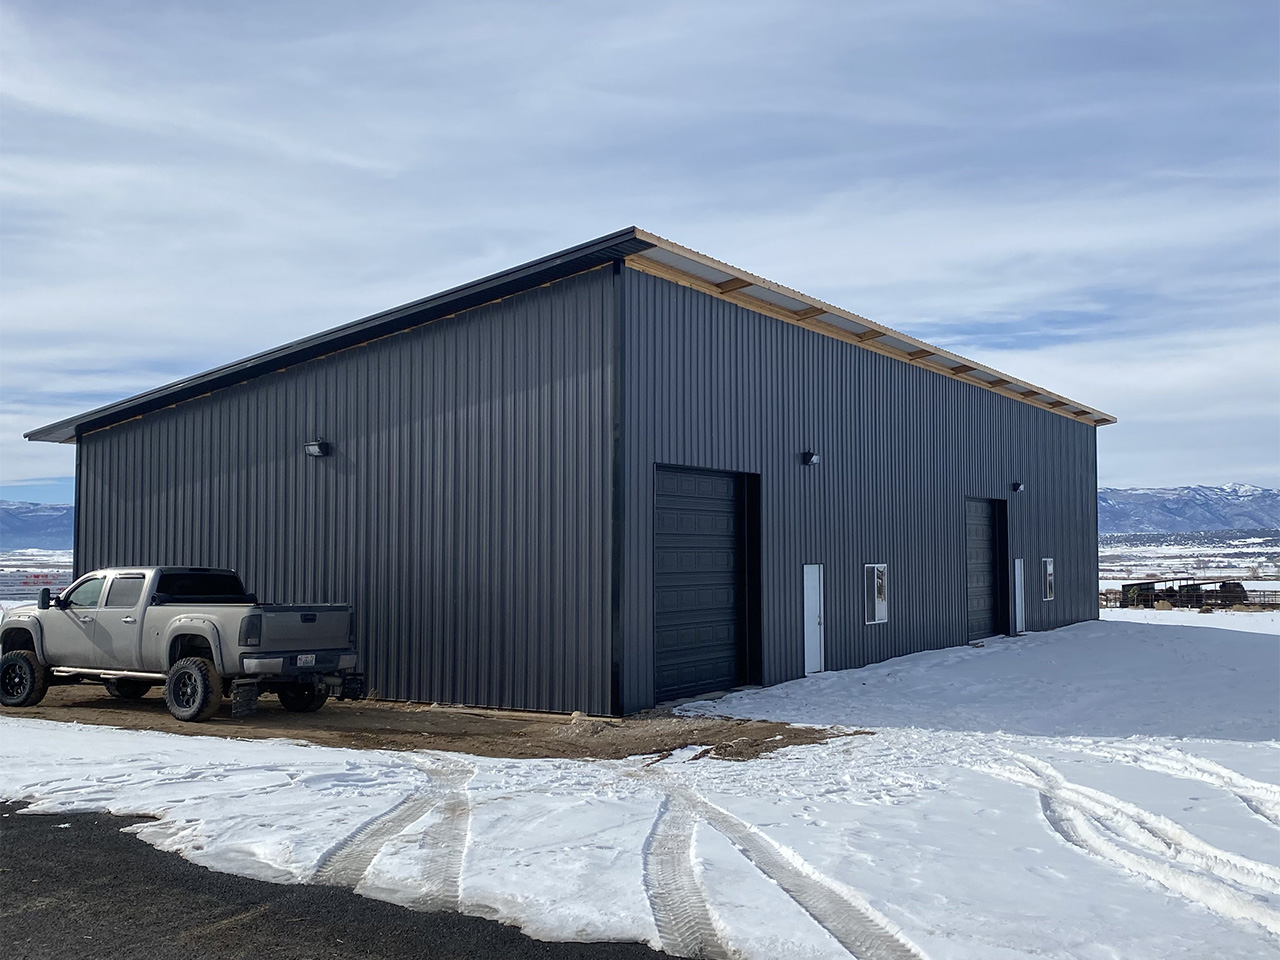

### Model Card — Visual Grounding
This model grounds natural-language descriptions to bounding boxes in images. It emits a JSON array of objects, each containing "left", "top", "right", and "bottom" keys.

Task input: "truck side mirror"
[{"left": 37, "top": 588, "right": 50, "bottom": 610}]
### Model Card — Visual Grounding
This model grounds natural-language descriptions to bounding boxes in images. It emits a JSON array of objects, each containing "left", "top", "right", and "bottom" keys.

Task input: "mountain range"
[
  {"left": 1097, "top": 483, "right": 1280, "bottom": 534},
  {"left": 2, "top": 484, "right": 1278, "bottom": 549},
  {"left": 0, "top": 500, "right": 75, "bottom": 551}
]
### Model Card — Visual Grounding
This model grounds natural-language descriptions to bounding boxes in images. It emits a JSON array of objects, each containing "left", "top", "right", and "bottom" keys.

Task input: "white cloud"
[
  {"left": 978, "top": 327, "right": 1280, "bottom": 487},
  {"left": 1, "top": 1, "right": 1275, "bottom": 491}
]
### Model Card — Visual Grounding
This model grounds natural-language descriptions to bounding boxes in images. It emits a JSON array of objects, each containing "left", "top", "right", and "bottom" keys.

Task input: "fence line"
[{"left": 0, "top": 571, "right": 74, "bottom": 601}]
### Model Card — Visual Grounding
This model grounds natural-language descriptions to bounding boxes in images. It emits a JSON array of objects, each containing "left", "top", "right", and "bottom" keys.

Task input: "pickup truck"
[{"left": 0, "top": 566, "right": 363, "bottom": 722}]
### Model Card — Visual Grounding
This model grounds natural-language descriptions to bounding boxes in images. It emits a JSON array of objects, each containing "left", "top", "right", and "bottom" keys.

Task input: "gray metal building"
[{"left": 28, "top": 228, "right": 1115, "bottom": 715}]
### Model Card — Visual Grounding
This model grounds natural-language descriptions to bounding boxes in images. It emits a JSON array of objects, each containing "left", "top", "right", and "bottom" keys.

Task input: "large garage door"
[
  {"left": 965, "top": 498, "right": 1003, "bottom": 641},
  {"left": 654, "top": 466, "right": 744, "bottom": 702}
]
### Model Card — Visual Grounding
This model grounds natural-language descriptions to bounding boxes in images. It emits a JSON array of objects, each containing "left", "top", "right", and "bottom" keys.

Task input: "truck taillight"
[{"left": 238, "top": 614, "right": 262, "bottom": 646}]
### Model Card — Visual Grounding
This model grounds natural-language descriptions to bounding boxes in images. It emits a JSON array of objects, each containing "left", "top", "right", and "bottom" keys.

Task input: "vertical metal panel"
[
  {"left": 76, "top": 267, "right": 616, "bottom": 714},
  {"left": 618, "top": 267, "right": 1099, "bottom": 712}
]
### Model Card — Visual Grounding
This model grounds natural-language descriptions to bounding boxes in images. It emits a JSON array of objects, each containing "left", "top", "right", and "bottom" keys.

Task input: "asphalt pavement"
[{"left": 0, "top": 802, "right": 667, "bottom": 960}]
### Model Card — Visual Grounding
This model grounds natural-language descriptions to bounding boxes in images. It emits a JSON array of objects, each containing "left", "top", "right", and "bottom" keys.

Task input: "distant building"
[{"left": 28, "top": 228, "right": 1114, "bottom": 714}]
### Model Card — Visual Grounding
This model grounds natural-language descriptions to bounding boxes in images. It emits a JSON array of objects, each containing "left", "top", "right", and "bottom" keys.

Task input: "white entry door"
[
  {"left": 803, "top": 564, "right": 825, "bottom": 673},
  {"left": 1013, "top": 558, "right": 1026, "bottom": 635}
]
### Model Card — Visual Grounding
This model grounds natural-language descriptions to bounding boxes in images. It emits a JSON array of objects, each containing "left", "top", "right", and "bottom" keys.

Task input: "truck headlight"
[{"left": 238, "top": 613, "right": 262, "bottom": 646}]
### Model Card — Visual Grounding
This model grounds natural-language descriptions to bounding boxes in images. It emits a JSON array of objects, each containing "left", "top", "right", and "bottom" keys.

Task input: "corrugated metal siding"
[
  {"left": 76, "top": 267, "right": 616, "bottom": 714},
  {"left": 618, "top": 267, "right": 1098, "bottom": 713}
]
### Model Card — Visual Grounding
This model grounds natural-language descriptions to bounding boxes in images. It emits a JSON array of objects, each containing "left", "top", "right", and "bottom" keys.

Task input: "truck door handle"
[
  {"left": 121, "top": 616, "right": 137, "bottom": 624},
  {"left": 78, "top": 615, "right": 94, "bottom": 623}
]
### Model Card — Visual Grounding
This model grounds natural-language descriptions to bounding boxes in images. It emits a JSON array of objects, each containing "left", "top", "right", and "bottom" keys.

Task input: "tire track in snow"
[
  {"left": 311, "top": 792, "right": 441, "bottom": 888},
  {"left": 1013, "top": 754, "right": 1280, "bottom": 895},
  {"left": 641, "top": 793, "right": 732, "bottom": 960},
  {"left": 403, "top": 762, "right": 475, "bottom": 912},
  {"left": 682, "top": 788, "right": 928, "bottom": 960},
  {"left": 1037, "top": 791, "right": 1280, "bottom": 937},
  {"left": 312, "top": 758, "right": 474, "bottom": 895},
  {"left": 642, "top": 771, "right": 927, "bottom": 960},
  {"left": 985, "top": 753, "right": 1280, "bottom": 936},
  {"left": 1082, "top": 744, "right": 1280, "bottom": 829}
]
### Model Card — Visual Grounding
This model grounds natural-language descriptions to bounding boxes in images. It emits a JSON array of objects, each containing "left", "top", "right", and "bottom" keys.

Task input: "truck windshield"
[{"left": 155, "top": 572, "right": 252, "bottom": 603}]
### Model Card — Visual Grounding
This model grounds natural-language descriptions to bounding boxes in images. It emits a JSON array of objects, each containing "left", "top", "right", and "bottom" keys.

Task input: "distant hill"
[
  {"left": 0, "top": 500, "right": 74, "bottom": 551},
  {"left": 4, "top": 486, "right": 1278, "bottom": 548},
  {"left": 1098, "top": 484, "right": 1280, "bottom": 534}
]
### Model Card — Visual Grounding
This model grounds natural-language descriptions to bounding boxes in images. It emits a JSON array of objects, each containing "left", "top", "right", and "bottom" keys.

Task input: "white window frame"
[
  {"left": 865, "top": 563, "right": 888, "bottom": 624},
  {"left": 1042, "top": 557, "right": 1055, "bottom": 601}
]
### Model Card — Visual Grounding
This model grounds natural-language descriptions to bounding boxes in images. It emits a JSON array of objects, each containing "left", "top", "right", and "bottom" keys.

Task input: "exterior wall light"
[
  {"left": 1011, "top": 481, "right": 1025, "bottom": 492},
  {"left": 802, "top": 451, "right": 821, "bottom": 466},
  {"left": 304, "top": 439, "right": 331, "bottom": 458}
]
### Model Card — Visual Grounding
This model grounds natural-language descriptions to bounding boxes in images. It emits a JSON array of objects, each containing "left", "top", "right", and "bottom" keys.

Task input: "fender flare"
[
  {"left": 1, "top": 615, "right": 47, "bottom": 664},
  {"left": 163, "top": 618, "right": 226, "bottom": 675}
]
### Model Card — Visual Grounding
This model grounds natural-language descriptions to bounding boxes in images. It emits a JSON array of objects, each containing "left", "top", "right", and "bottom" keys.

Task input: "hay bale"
[
  {"left": 1198, "top": 606, "right": 1214, "bottom": 614},
  {"left": 1154, "top": 600, "right": 1174, "bottom": 611}
]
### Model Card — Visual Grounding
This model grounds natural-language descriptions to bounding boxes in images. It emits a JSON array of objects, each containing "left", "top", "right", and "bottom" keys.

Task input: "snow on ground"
[
  {"left": 1101, "top": 608, "right": 1280, "bottom": 635},
  {"left": 3, "top": 617, "right": 1278, "bottom": 959},
  {"left": 0, "top": 548, "right": 73, "bottom": 567}
]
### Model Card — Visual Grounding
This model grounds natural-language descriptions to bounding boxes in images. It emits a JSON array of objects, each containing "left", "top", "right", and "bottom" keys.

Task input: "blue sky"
[{"left": 1, "top": 1, "right": 1277, "bottom": 503}]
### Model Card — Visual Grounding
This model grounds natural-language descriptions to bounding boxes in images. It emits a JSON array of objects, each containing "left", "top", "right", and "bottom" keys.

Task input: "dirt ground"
[{"left": 2, "top": 683, "right": 860, "bottom": 761}]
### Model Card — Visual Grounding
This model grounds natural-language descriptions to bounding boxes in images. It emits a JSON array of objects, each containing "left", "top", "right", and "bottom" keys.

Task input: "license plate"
[{"left": 296, "top": 654, "right": 316, "bottom": 667}]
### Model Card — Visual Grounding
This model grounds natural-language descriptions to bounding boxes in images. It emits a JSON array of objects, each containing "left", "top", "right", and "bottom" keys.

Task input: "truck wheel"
[
  {"left": 104, "top": 678, "right": 152, "bottom": 700},
  {"left": 164, "top": 658, "right": 223, "bottom": 722},
  {"left": 277, "top": 684, "right": 328, "bottom": 713},
  {"left": 0, "top": 650, "right": 50, "bottom": 708}
]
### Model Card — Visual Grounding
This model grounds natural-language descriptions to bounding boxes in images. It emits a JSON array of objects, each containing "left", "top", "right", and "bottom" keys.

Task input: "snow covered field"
[
  {"left": 1101, "top": 607, "right": 1280, "bottom": 633},
  {"left": 1098, "top": 530, "right": 1280, "bottom": 582},
  {"left": 3, "top": 616, "right": 1277, "bottom": 959}
]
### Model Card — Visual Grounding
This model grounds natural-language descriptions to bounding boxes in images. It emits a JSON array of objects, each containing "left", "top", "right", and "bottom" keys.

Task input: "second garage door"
[
  {"left": 653, "top": 466, "right": 744, "bottom": 702},
  {"left": 965, "top": 497, "right": 1006, "bottom": 641}
]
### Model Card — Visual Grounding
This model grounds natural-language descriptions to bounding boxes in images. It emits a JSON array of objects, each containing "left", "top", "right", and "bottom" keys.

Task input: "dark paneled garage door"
[
  {"left": 654, "top": 466, "right": 744, "bottom": 702},
  {"left": 965, "top": 498, "right": 1004, "bottom": 641}
]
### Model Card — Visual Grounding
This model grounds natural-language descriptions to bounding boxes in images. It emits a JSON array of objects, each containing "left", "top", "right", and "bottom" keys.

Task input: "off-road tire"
[
  {"left": 278, "top": 684, "right": 328, "bottom": 713},
  {"left": 0, "top": 650, "right": 50, "bottom": 708},
  {"left": 163, "top": 657, "right": 222, "bottom": 722},
  {"left": 104, "top": 678, "right": 152, "bottom": 700}
]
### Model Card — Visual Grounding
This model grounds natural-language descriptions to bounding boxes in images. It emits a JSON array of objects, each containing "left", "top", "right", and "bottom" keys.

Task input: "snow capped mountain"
[
  {"left": 1097, "top": 484, "right": 1280, "bottom": 534},
  {"left": 0, "top": 500, "right": 75, "bottom": 551}
]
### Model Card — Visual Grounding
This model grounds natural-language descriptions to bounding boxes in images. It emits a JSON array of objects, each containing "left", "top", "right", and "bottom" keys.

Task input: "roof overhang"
[
  {"left": 27, "top": 225, "right": 1114, "bottom": 443},
  {"left": 26, "top": 227, "right": 652, "bottom": 443},
  {"left": 626, "top": 229, "right": 1117, "bottom": 427}
]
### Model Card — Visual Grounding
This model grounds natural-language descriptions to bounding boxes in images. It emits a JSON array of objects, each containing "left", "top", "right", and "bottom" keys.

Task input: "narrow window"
[
  {"left": 865, "top": 564, "right": 888, "bottom": 624},
  {"left": 1042, "top": 558, "right": 1055, "bottom": 601}
]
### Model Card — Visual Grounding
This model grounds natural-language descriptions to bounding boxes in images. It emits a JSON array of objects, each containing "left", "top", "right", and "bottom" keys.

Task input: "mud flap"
[
  {"left": 338, "top": 673, "right": 366, "bottom": 702},
  {"left": 231, "top": 679, "right": 260, "bottom": 718}
]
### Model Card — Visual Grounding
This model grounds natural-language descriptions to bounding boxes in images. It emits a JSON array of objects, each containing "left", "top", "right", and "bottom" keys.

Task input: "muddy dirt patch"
[{"left": 2, "top": 685, "right": 861, "bottom": 760}]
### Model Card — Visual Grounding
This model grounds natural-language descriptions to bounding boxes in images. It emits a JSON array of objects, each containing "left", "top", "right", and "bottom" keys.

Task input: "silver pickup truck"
[{"left": 0, "top": 566, "right": 363, "bottom": 722}]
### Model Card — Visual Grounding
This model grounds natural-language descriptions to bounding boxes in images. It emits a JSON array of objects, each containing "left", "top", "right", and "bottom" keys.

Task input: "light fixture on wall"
[
  {"left": 802, "top": 451, "right": 821, "bottom": 466},
  {"left": 1011, "top": 481, "right": 1025, "bottom": 493},
  {"left": 304, "top": 439, "right": 331, "bottom": 458}
]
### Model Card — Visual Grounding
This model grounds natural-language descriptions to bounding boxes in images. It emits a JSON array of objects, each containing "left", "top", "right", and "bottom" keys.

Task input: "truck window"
[
  {"left": 65, "top": 577, "right": 105, "bottom": 608},
  {"left": 104, "top": 576, "right": 146, "bottom": 609},
  {"left": 156, "top": 572, "right": 250, "bottom": 603}
]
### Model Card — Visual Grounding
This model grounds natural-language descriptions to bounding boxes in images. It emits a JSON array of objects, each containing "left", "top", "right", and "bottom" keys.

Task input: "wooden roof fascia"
[{"left": 626, "top": 230, "right": 1117, "bottom": 426}]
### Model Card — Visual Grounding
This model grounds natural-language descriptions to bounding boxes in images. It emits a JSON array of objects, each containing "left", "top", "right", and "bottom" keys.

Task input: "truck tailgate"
[{"left": 259, "top": 604, "right": 351, "bottom": 651}]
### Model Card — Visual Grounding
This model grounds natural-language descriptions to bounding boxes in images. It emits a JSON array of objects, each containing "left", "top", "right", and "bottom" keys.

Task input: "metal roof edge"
[
  {"left": 627, "top": 229, "right": 1117, "bottom": 427},
  {"left": 27, "top": 225, "right": 1115, "bottom": 442},
  {"left": 26, "top": 227, "right": 653, "bottom": 443}
]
